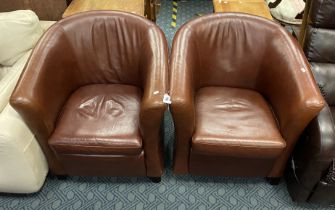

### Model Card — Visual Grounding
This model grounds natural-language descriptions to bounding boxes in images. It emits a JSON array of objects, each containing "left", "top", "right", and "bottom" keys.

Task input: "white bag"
[{"left": 266, "top": 0, "right": 306, "bottom": 25}]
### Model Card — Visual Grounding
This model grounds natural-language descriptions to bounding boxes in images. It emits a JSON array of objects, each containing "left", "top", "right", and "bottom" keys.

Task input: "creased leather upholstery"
[
  {"left": 303, "top": 26, "right": 335, "bottom": 63},
  {"left": 309, "top": 0, "right": 335, "bottom": 29},
  {"left": 193, "top": 87, "right": 286, "bottom": 159},
  {"left": 311, "top": 63, "right": 335, "bottom": 105},
  {"left": 49, "top": 84, "right": 143, "bottom": 156},
  {"left": 302, "top": 0, "right": 335, "bottom": 109},
  {"left": 170, "top": 13, "right": 324, "bottom": 177},
  {"left": 10, "top": 11, "right": 168, "bottom": 177}
]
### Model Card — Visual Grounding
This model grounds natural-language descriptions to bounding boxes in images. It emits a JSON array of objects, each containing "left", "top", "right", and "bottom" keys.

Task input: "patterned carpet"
[
  {"left": 156, "top": 0, "right": 213, "bottom": 46},
  {"left": 0, "top": 1, "right": 332, "bottom": 209},
  {"left": 0, "top": 169, "right": 331, "bottom": 210}
]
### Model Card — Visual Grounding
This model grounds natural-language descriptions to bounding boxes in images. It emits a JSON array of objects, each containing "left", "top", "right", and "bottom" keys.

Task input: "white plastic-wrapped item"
[
  {"left": 0, "top": 10, "right": 55, "bottom": 193},
  {"left": 0, "top": 104, "right": 48, "bottom": 193},
  {"left": 266, "top": 0, "right": 305, "bottom": 25}
]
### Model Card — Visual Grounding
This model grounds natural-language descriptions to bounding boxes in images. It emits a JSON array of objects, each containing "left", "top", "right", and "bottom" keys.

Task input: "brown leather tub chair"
[
  {"left": 285, "top": 0, "right": 335, "bottom": 204},
  {"left": 10, "top": 11, "right": 168, "bottom": 182},
  {"left": 169, "top": 13, "right": 324, "bottom": 183}
]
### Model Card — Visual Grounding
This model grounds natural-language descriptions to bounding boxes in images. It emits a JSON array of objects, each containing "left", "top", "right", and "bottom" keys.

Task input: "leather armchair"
[
  {"left": 169, "top": 13, "right": 324, "bottom": 181},
  {"left": 286, "top": 0, "right": 335, "bottom": 204},
  {"left": 10, "top": 11, "right": 168, "bottom": 181}
]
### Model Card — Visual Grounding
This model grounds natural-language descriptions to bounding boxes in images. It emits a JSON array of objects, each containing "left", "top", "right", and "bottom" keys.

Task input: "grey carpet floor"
[{"left": 0, "top": 1, "right": 332, "bottom": 209}]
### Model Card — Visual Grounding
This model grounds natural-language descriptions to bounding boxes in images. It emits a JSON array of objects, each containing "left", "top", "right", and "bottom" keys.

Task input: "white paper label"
[{"left": 163, "top": 94, "right": 172, "bottom": 104}]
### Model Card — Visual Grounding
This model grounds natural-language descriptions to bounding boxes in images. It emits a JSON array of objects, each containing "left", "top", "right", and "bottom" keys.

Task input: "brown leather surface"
[
  {"left": 286, "top": 105, "right": 335, "bottom": 202},
  {"left": 310, "top": 63, "right": 335, "bottom": 106},
  {"left": 309, "top": 0, "right": 335, "bottom": 29},
  {"left": 0, "top": 0, "right": 67, "bottom": 20},
  {"left": 56, "top": 152, "right": 146, "bottom": 176},
  {"left": 193, "top": 87, "right": 285, "bottom": 158},
  {"left": 49, "top": 84, "right": 143, "bottom": 156},
  {"left": 11, "top": 11, "right": 168, "bottom": 177},
  {"left": 300, "top": 0, "right": 335, "bottom": 106},
  {"left": 303, "top": 26, "right": 335, "bottom": 63},
  {"left": 190, "top": 151, "right": 276, "bottom": 176},
  {"left": 286, "top": 0, "right": 335, "bottom": 203},
  {"left": 170, "top": 13, "right": 324, "bottom": 176},
  {"left": 308, "top": 181, "right": 335, "bottom": 204}
]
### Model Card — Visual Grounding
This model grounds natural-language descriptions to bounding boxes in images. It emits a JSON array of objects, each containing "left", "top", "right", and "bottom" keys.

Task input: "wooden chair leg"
[{"left": 149, "top": 177, "right": 161, "bottom": 183}]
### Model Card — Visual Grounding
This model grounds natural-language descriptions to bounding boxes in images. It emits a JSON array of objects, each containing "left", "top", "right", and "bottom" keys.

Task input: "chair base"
[
  {"left": 266, "top": 177, "right": 281, "bottom": 185},
  {"left": 48, "top": 173, "right": 68, "bottom": 180},
  {"left": 54, "top": 152, "right": 146, "bottom": 177},
  {"left": 149, "top": 177, "right": 161, "bottom": 183}
]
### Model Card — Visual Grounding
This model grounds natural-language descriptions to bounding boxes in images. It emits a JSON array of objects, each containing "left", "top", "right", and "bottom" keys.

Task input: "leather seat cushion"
[
  {"left": 49, "top": 84, "right": 143, "bottom": 156},
  {"left": 192, "top": 87, "right": 286, "bottom": 158}
]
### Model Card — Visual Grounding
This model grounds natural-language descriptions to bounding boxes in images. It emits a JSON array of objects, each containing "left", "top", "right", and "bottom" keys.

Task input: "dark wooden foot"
[
  {"left": 56, "top": 175, "right": 68, "bottom": 180},
  {"left": 266, "top": 177, "right": 281, "bottom": 185},
  {"left": 149, "top": 177, "right": 161, "bottom": 183}
]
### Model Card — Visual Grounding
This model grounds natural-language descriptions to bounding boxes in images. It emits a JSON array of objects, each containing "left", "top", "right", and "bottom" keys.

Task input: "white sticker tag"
[{"left": 163, "top": 94, "right": 172, "bottom": 104}]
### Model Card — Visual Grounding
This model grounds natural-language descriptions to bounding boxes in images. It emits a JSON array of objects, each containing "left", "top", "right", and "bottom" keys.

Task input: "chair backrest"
[
  {"left": 172, "top": 13, "right": 292, "bottom": 90},
  {"left": 51, "top": 11, "right": 164, "bottom": 89},
  {"left": 300, "top": 0, "right": 335, "bottom": 105}
]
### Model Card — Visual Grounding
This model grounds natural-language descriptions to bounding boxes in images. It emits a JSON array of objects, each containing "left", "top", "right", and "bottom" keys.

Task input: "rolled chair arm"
[
  {"left": 169, "top": 28, "right": 198, "bottom": 174},
  {"left": 140, "top": 27, "right": 169, "bottom": 177},
  {"left": 10, "top": 24, "right": 81, "bottom": 174},
  {"left": 258, "top": 29, "right": 325, "bottom": 177}
]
